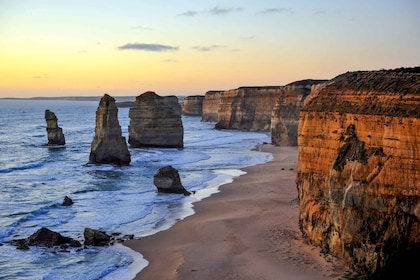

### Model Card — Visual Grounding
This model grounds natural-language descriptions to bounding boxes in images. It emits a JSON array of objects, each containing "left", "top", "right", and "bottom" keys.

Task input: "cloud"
[
  {"left": 209, "top": 6, "right": 243, "bottom": 15},
  {"left": 117, "top": 43, "right": 179, "bottom": 52},
  {"left": 192, "top": 45, "right": 225, "bottom": 52},
  {"left": 178, "top": 10, "right": 198, "bottom": 16},
  {"left": 259, "top": 8, "right": 294, "bottom": 14},
  {"left": 178, "top": 6, "right": 243, "bottom": 17},
  {"left": 132, "top": 25, "right": 155, "bottom": 31}
]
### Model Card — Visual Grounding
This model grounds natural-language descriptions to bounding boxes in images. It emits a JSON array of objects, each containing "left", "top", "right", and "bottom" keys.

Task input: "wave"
[{"left": 0, "top": 161, "right": 45, "bottom": 173}]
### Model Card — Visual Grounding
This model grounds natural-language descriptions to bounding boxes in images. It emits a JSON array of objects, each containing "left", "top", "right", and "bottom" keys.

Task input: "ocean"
[{"left": 0, "top": 98, "right": 272, "bottom": 280}]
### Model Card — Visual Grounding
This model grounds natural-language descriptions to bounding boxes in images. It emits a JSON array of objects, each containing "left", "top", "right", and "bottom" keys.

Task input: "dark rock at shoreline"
[
  {"left": 153, "top": 165, "right": 191, "bottom": 196},
  {"left": 84, "top": 228, "right": 111, "bottom": 246},
  {"left": 45, "top": 109, "right": 65, "bottom": 146},
  {"left": 11, "top": 227, "right": 81, "bottom": 250},
  {"left": 89, "top": 94, "right": 131, "bottom": 165}
]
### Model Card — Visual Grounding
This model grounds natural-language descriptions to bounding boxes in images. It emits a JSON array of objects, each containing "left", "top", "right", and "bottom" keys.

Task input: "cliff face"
[
  {"left": 271, "top": 80, "right": 327, "bottom": 146},
  {"left": 128, "top": 91, "right": 183, "bottom": 148},
  {"left": 296, "top": 68, "right": 420, "bottom": 276},
  {"left": 89, "top": 94, "right": 131, "bottom": 165},
  {"left": 44, "top": 109, "right": 65, "bottom": 145},
  {"left": 182, "top": 95, "right": 204, "bottom": 116},
  {"left": 201, "top": 91, "right": 223, "bottom": 122},
  {"left": 215, "top": 87, "right": 283, "bottom": 131}
]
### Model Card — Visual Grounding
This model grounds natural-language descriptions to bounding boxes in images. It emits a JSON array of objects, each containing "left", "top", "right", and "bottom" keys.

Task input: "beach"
[{"left": 125, "top": 144, "right": 346, "bottom": 280}]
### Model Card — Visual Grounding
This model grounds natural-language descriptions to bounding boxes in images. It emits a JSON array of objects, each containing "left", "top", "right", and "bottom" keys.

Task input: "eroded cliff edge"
[{"left": 296, "top": 68, "right": 420, "bottom": 278}]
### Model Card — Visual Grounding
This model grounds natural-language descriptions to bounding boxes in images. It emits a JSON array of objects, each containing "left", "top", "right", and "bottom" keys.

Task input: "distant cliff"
[
  {"left": 182, "top": 95, "right": 204, "bottom": 116},
  {"left": 214, "top": 86, "right": 283, "bottom": 131},
  {"left": 202, "top": 91, "right": 223, "bottom": 122},
  {"left": 296, "top": 68, "right": 420, "bottom": 277},
  {"left": 271, "top": 80, "right": 327, "bottom": 146}
]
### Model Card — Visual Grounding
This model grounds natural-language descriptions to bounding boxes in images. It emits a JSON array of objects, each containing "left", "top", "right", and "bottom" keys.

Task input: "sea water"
[{"left": 0, "top": 99, "right": 272, "bottom": 280}]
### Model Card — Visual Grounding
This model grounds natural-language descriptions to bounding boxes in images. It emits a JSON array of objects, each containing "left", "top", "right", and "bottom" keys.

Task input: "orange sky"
[{"left": 1, "top": 0, "right": 419, "bottom": 97}]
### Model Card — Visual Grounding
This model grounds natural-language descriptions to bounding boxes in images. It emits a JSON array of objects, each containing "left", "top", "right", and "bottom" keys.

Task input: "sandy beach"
[{"left": 125, "top": 144, "right": 346, "bottom": 280}]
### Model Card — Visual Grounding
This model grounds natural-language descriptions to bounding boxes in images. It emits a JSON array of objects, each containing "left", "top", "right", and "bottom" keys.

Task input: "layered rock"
[
  {"left": 128, "top": 91, "right": 183, "bottom": 148},
  {"left": 182, "top": 95, "right": 204, "bottom": 115},
  {"left": 296, "top": 68, "right": 420, "bottom": 277},
  {"left": 89, "top": 94, "right": 131, "bottom": 165},
  {"left": 153, "top": 165, "right": 191, "bottom": 195},
  {"left": 201, "top": 90, "right": 223, "bottom": 122},
  {"left": 215, "top": 86, "right": 283, "bottom": 131},
  {"left": 271, "top": 80, "right": 327, "bottom": 146},
  {"left": 45, "top": 109, "right": 65, "bottom": 145}
]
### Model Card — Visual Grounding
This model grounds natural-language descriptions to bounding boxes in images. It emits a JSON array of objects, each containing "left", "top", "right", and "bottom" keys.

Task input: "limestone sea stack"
[
  {"left": 45, "top": 109, "right": 65, "bottom": 145},
  {"left": 128, "top": 91, "right": 183, "bottom": 148},
  {"left": 296, "top": 67, "right": 420, "bottom": 277},
  {"left": 153, "top": 165, "right": 191, "bottom": 195},
  {"left": 182, "top": 95, "right": 204, "bottom": 116},
  {"left": 89, "top": 94, "right": 131, "bottom": 165}
]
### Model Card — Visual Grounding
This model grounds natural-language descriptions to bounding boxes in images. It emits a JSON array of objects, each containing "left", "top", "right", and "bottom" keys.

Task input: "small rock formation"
[
  {"left": 270, "top": 80, "right": 327, "bottom": 146},
  {"left": 296, "top": 67, "right": 420, "bottom": 277},
  {"left": 128, "top": 91, "right": 184, "bottom": 148},
  {"left": 182, "top": 95, "right": 205, "bottom": 115},
  {"left": 45, "top": 109, "right": 65, "bottom": 145},
  {"left": 11, "top": 227, "right": 81, "bottom": 249},
  {"left": 84, "top": 228, "right": 111, "bottom": 246},
  {"left": 201, "top": 90, "right": 223, "bottom": 122},
  {"left": 62, "top": 196, "right": 73, "bottom": 206},
  {"left": 153, "top": 165, "right": 191, "bottom": 195},
  {"left": 89, "top": 94, "right": 131, "bottom": 165}
]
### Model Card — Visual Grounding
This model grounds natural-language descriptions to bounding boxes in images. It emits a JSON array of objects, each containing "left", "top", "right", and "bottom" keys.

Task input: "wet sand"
[{"left": 125, "top": 144, "right": 346, "bottom": 280}]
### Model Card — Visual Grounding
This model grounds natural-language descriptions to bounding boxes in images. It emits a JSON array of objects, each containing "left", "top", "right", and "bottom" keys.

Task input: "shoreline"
[{"left": 124, "top": 144, "right": 346, "bottom": 279}]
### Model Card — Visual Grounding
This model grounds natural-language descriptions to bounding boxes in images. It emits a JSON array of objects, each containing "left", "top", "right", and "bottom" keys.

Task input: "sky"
[{"left": 0, "top": 0, "right": 419, "bottom": 98}]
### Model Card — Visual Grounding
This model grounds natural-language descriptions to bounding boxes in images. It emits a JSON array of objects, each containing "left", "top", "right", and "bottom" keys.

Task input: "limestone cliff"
[
  {"left": 271, "top": 80, "right": 327, "bottom": 146},
  {"left": 215, "top": 86, "right": 283, "bottom": 131},
  {"left": 44, "top": 109, "right": 65, "bottom": 145},
  {"left": 89, "top": 94, "right": 131, "bottom": 165},
  {"left": 182, "top": 95, "right": 204, "bottom": 116},
  {"left": 201, "top": 90, "right": 223, "bottom": 122},
  {"left": 296, "top": 68, "right": 420, "bottom": 277},
  {"left": 128, "top": 91, "right": 183, "bottom": 148}
]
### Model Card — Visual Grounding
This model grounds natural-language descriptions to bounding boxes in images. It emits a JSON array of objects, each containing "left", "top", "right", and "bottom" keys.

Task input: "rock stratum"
[
  {"left": 128, "top": 91, "right": 183, "bottom": 148},
  {"left": 296, "top": 67, "right": 420, "bottom": 278},
  {"left": 201, "top": 91, "right": 223, "bottom": 122},
  {"left": 89, "top": 94, "right": 131, "bottom": 165},
  {"left": 271, "top": 80, "right": 327, "bottom": 146},
  {"left": 182, "top": 95, "right": 204, "bottom": 116},
  {"left": 45, "top": 109, "right": 65, "bottom": 145}
]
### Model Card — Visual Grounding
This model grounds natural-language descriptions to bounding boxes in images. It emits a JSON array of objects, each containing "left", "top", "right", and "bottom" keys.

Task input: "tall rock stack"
[
  {"left": 128, "top": 91, "right": 184, "bottom": 148},
  {"left": 270, "top": 80, "right": 327, "bottom": 146},
  {"left": 44, "top": 109, "right": 65, "bottom": 145},
  {"left": 89, "top": 94, "right": 131, "bottom": 165},
  {"left": 182, "top": 95, "right": 204, "bottom": 116},
  {"left": 296, "top": 68, "right": 420, "bottom": 277}
]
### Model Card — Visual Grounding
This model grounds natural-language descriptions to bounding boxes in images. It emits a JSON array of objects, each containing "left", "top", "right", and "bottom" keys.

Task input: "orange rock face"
[
  {"left": 182, "top": 95, "right": 204, "bottom": 116},
  {"left": 296, "top": 68, "right": 420, "bottom": 277},
  {"left": 201, "top": 91, "right": 223, "bottom": 122}
]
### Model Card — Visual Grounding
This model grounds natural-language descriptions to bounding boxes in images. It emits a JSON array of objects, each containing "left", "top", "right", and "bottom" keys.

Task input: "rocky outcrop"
[
  {"left": 182, "top": 95, "right": 204, "bottom": 115},
  {"left": 45, "top": 109, "right": 65, "bottom": 145},
  {"left": 62, "top": 196, "right": 73, "bottom": 206},
  {"left": 153, "top": 165, "right": 191, "bottom": 195},
  {"left": 201, "top": 90, "right": 223, "bottom": 122},
  {"left": 11, "top": 227, "right": 81, "bottom": 249},
  {"left": 89, "top": 94, "right": 131, "bottom": 165},
  {"left": 128, "top": 92, "right": 184, "bottom": 148},
  {"left": 271, "top": 80, "right": 327, "bottom": 146},
  {"left": 296, "top": 68, "right": 420, "bottom": 277},
  {"left": 84, "top": 228, "right": 111, "bottom": 246}
]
